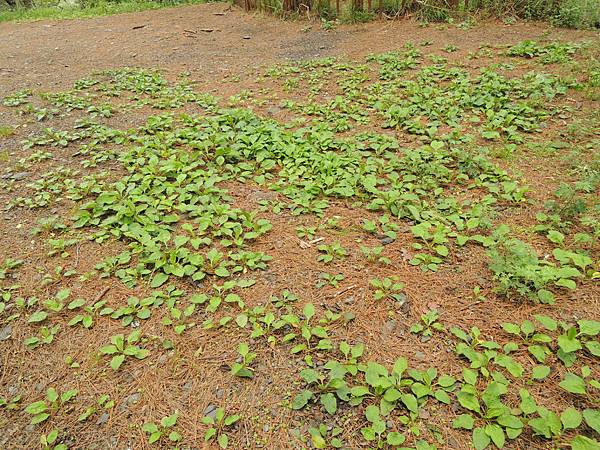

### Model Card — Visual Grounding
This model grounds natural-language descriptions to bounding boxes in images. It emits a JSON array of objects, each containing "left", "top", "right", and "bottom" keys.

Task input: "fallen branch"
[
  {"left": 94, "top": 286, "right": 110, "bottom": 302},
  {"left": 332, "top": 285, "right": 357, "bottom": 298}
]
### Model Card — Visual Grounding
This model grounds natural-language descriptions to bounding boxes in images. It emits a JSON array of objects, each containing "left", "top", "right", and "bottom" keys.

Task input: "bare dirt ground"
[
  {"left": 0, "top": 3, "right": 596, "bottom": 92},
  {"left": 0, "top": 5, "right": 599, "bottom": 450}
]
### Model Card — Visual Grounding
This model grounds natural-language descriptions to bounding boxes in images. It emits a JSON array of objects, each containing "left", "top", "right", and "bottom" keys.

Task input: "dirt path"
[{"left": 1, "top": 3, "right": 596, "bottom": 93}]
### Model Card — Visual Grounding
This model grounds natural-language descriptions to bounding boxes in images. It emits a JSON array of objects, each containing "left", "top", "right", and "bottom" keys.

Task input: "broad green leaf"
[
  {"left": 110, "top": 354, "right": 125, "bottom": 371},
  {"left": 149, "top": 431, "right": 162, "bottom": 444},
  {"left": 387, "top": 431, "right": 405, "bottom": 445},
  {"left": 534, "top": 315, "right": 557, "bottom": 331},
  {"left": 485, "top": 423, "right": 505, "bottom": 449},
  {"left": 558, "top": 333, "right": 582, "bottom": 353},
  {"left": 150, "top": 272, "right": 168, "bottom": 288},
  {"left": 291, "top": 390, "right": 313, "bottom": 410},
  {"left": 25, "top": 400, "right": 47, "bottom": 415},
  {"left": 161, "top": 413, "right": 178, "bottom": 428},
  {"left": 204, "top": 427, "right": 216, "bottom": 441},
  {"left": 311, "top": 433, "right": 327, "bottom": 449},
  {"left": 532, "top": 365, "right": 550, "bottom": 380},
  {"left": 585, "top": 341, "right": 600, "bottom": 357},
  {"left": 583, "top": 409, "right": 600, "bottom": 434},
  {"left": 365, "top": 405, "right": 380, "bottom": 423},
  {"left": 561, "top": 407, "right": 582, "bottom": 430},
  {"left": 224, "top": 414, "right": 240, "bottom": 426},
  {"left": 28, "top": 310, "right": 48, "bottom": 323},
  {"left": 452, "top": 414, "right": 475, "bottom": 430},
  {"left": 303, "top": 303, "right": 315, "bottom": 322},
  {"left": 559, "top": 373, "right": 587, "bottom": 395},
  {"left": 217, "top": 433, "right": 228, "bottom": 449},
  {"left": 434, "top": 389, "right": 451, "bottom": 404},
  {"left": 46, "top": 387, "right": 59, "bottom": 403},
  {"left": 473, "top": 427, "right": 491, "bottom": 450},
  {"left": 320, "top": 393, "right": 337, "bottom": 415},
  {"left": 31, "top": 412, "right": 50, "bottom": 424},
  {"left": 570, "top": 435, "right": 600, "bottom": 450},
  {"left": 168, "top": 431, "right": 182, "bottom": 442},
  {"left": 578, "top": 320, "right": 600, "bottom": 336},
  {"left": 400, "top": 393, "right": 418, "bottom": 414},
  {"left": 501, "top": 323, "right": 520, "bottom": 335}
]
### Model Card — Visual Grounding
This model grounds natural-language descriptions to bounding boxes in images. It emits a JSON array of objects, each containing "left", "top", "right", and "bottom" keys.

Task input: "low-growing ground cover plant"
[{"left": 0, "top": 31, "right": 598, "bottom": 450}]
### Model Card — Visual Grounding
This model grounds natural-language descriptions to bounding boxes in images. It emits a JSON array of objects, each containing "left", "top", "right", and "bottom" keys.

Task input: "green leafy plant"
[
  {"left": 2, "top": 89, "right": 32, "bottom": 106},
  {"left": 369, "top": 277, "right": 405, "bottom": 302},
  {"left": 0, "top": 258, "right": 23, "bottom": 280},
  {"left": 288, "top": 303, "right": 333, "bottom": 354},
  {"left": 230, "top": 342, "right": 256, "bottom": 378},
  {"left": 202, "top": 408, "right": 241, "bottom": 449},
  {"left": 142, "top": 412, "right": 181, "bottom": 444},
  {"left": 360, "top": 245, "right": 390, "bottom": 265},
  {"left": 317, "top": 242, "right": 347, "bottom": 263},
  {"left": 508, "top": 40, "right": 579, "bottom": 64},
  {"left": 316, "top": 272, "right": 345, "bottom": 288},
  {"left": 40, "top": 429, "right": 67, "bottom": 450},
  {"left": 410, "top": 310, "right": 445, "bottom": 337},
  {"left": 78, "top": 394, "right": 114, "bottom": 422},
  {"left": 559, "top": 366, "right": 599, "bottom": 399},
  {"left": 99, "top": 330, "right": 150, "bottom": 370},
  {"left": 453, "top": 376, "right": 524, "bottom": 449},
  {"left": 308, "top": 424, "right": 344, "bottom": 448},
  {"left": 25, "top": 387, "right": 78, "bottom": 425},
  {"left": 409, "top": 221, "right": 450, "bottom": 271},
  {"left": 24, "top": 324, "right": 60, "bottom": 348},
  {"left": 487, "top": 238, "right": 583, "bottom": 303},
  {"left": 0, "top": 394, "right": 21, "bottom": 410}
]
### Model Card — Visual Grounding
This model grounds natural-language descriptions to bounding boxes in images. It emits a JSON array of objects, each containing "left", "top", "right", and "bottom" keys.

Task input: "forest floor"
[{"left": 0, "top": 3, "right": 599, "bottom": 450}]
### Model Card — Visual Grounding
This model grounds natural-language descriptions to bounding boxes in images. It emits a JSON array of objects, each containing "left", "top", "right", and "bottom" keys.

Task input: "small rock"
[
  {"left": 343, "top": 295, "right": 355, "bottom": 305},
  {"left": 394, "top": 292, "right": 408, "bottom": 306},
  {"left": 263, "top": 424, "right": 270, "bottom": 432},
  {"left": 11, "top": 172, "right": 30, "bottom": 181},
  {"left": 182, "top": 380, "right": 193, "bottom": 393},
  {"left": 420, "top": 335, "right": 431, "bottom": 343},
  {"left": 380, "top": 236, "right": 394, "bottom": 245},
  {"left": 0, "top": 324, "right": 12, "bottom": 341},
  {"left": 266, "top": 106, "right": 281, "bottom": 116},
  {"left": 381, "top": 320, "right": 396, "bottom": 339},
  {"left": 96, "top": 412, "right": 109, "bottom": 425},
  {"left": 247, "top": 190, "right": 277, "bottom": 202},
  {"left": 448, "top": 436, "right": 460, "bottom": 448},
  {"left": 203, "top": 404, "right": 217, "bottom": 420},
  {"left": 118, "top": 392, "right": 141, "bottom": 412},
  {"left": 215, "top": 388, "right": 224, "bottom": 399},
  {"left": 415, "top": 351, "right": 426, "bottom": 361},
  {"left": 418, "top": 409, "right": 430, "bottom": 419}
]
